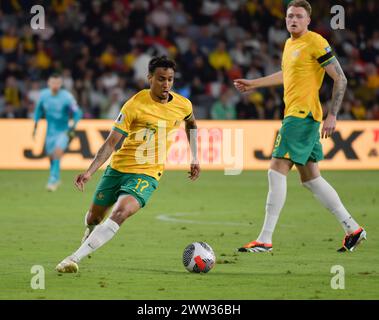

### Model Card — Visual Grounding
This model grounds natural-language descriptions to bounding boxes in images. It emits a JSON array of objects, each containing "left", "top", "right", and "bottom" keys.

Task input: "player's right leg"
[
  {"left": 238, "top": 157, "right": 292, "bottom": 252},
  {"left": 46, "top": 133, "right": 68, "bottom": 191},
  {"left": 55, "top": 195, "right": 140, "bottom": 273},
  {"left": 45, "top": 136, "right": 57, "bottom": 191},
  {"left": 75, "top": 194, "right": 140, "bottom": 259},
  {"left": 81, "top": 203, "right": 110, "bottom": 244},
  {"left": 46, "top": 150, "right": 64, "bottom": 191},
  {"left": 298, "top": 161, "right": 366, "bottom": 252},
  {"left": 55, "top": 204, "right": 110, "bottom": 273},
  {"left": 56, "top": 169, "right": 158, "bottom": 273}
]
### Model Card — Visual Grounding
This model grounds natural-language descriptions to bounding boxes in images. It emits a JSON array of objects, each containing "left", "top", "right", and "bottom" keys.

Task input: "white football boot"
[
  {"left": 55, "top": 256, "right": 79, "bottom": 273},
  {"left": 46, "top": 181, "right": 61, "bottom": 192}
]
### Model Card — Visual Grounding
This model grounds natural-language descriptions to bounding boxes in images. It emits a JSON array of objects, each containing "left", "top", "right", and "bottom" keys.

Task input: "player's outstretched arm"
[
  {"left": 74, "top": 129, "right": 123, "bottom": 191},
  {"left": 185, "top": 114, "right": 200, "bottom": 181},
  {"left": 234, "top": 71, "right": 283, "bottom": 93},
  {"left": 32, "top": 98, "right": 44, "bottom": 139},
  {"left": 322, "top": 58, "right": 347, "bottom": 138},
  {"left": 32, "top": 123, "right": 38, "bottom": 140}
]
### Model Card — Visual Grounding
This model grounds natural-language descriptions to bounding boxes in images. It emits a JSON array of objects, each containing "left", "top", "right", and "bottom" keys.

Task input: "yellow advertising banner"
[{"left": 0, "top": 119, "right": 378, "bottom": 171}]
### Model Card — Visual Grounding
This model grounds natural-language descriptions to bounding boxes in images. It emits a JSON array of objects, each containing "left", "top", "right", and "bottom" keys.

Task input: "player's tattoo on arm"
[
  {"left": 86, "top": 131, "right": 122, "bottom": 175},
  {"left": 86, "top": 142, "right": 114, "bottom": 175},
  {"left": 328, "top": 59, "right": 347, "bottom": 116},
  {"left": 185, "top": 117, "right": 198, "bottom": 162}
]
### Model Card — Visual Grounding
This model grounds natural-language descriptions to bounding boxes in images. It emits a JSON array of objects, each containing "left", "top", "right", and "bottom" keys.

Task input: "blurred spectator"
[
  {"left": 224, "top": 18, "right": 246, "bottom": 43},
  {"left": 100, "top": 45, "right": 117, "bottom": 68},
  {"left": 366, "top": 64, "right": 379, "bottom": 91},
  {"left": 230, "top": 41, "right": 251, "bottom": 70},
  {"left": 21, "top": 26, "right": 36, "bottom": 55},
  {"left": 150, "top": 4, "right": 171, "bottom": 29},
  {"left": 351, "top": 99, "right": 367, "bottom": 120},
  {"left": 208, "top": 41, "right": 232, "bottom": 71},
  {"left": 3, "top": 76, "right": 25, "bottom": 117},
  {"left": 268, "top": 20, "right": 287, "bottom": 51},
  {"left": 52, "top": 0, "right": 75, "bottom": 14},
  {"left": 0, "top": 103, "right": 16, "bottom": 118},
  {"left": 338, "top": 101, "right": 354, "bottom": 120},
  {"left": 264, "top": 97, "right": 280, "bottom": 120},
  {"left": 128, "top": 0, "right": 149, "bottom": 33},
  {"left": 169, "top": 2, "right": 189, "bottom": 29},
  {"left": 106, "top": 87, "right": 125, "bottom": 119},
  {"left": 211, "top": 90, "right": 236, "bottom": 120},
  {"left": 26, "top": 81, "right": 41, "bottom": 107},
  {"left": 33, "top": 40, "right": 52, "bottom": 72},
  {"left": 89, "top": 78, "right": 109, "bottom": 118},
  {"left": 55, "top": 40, "right": 74, "bottom": 69},
  {"left": 62, "top": 69, "right": 74, "bottom": 91},
  {"left": 101, "top": 69, "right": 120, "bottom": 93},
  {"left": 133, "top": 48, "right": 153, "bottom": 84},
  {"left": 248, "top": 91, "right": 265, "bottom": 119},
  {"left": 186, "top": 55, "right": 216, "bottom": 85},
  {"left": 1, "top": 27, "right": 19, "bottom": 59},
  {"left": 0, "top": 0, "right": 377, "bottom": 120},
  {"left": 367, "top": 103, "right": 379, "bottom": 120},
  {"left": 236, "top": 94, "right": 259, "bottom": 119}
]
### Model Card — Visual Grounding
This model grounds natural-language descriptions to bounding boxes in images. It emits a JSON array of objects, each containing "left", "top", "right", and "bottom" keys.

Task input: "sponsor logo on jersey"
[{"left": 116, "top": 113, "right": 125, "bottom": 124}]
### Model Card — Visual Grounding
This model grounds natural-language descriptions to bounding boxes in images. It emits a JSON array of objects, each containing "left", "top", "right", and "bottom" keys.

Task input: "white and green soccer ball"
[{"left": 182, "top": 242, "right": 216, "bottom": 273}]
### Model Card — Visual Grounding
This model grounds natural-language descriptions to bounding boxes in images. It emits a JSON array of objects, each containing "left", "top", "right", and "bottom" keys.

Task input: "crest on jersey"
[
  {"left": 325, "top": 46, "right": 332, "bottom": 53},
  {"left": 292, "top": 49, "right": 301, "bottom": 58},
  {"left": 115, "top": 112, "right": 125, "bottom": 124}
]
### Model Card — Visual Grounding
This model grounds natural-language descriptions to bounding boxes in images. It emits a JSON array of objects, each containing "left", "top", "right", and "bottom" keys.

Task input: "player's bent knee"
[
  {"left": 52, "top": 148, "right": 64, "bottom": 159},
  {"left": 110, "top": 208, "right": 138, "bottom": 225},
  {"left": 270, "top": 158, "right": 293, "bottom": 175},
  {"left": 86, "top": 204, "right": 109, "bottom": 225},
  {"left": 86, "top": 210, "right": 103, "bottom": 225}
]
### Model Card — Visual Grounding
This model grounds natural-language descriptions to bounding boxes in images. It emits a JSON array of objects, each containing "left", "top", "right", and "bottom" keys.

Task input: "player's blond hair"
[{"left": 287, "top": 0, "right": 312, "bottom": 17}]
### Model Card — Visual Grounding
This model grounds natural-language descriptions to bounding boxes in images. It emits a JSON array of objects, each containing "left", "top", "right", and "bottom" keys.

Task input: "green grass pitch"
[{"left": 0, "top": 169, "right": 378, "bottom": 300}]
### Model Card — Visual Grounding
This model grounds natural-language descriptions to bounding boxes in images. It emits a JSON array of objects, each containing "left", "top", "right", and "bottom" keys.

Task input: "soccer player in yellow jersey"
[
  {"left": 234, "top": 0, "right": 366, "bottom": 253},
  {"left": 56, "top": 56, "right": 200, "bottom": 273}
]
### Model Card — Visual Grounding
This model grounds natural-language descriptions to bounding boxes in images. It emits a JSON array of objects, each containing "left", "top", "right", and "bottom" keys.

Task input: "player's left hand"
[
  {"left": 321, "top": 114, "right": 337, "bottom": 139},
  {"left": 32, "top": 128, "right": 36, "bottom": 140},
  {"left": 188, "top": 161, "right": 200, "bottom": 181},
  {"left": 74, "top": 171, "right": 91, "bottom": 191},
  {"left": 67, "top": 127, "right": 76, "bottom": 141}
]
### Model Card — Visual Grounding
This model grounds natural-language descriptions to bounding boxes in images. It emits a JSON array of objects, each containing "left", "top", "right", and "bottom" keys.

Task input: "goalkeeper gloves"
[{"left": 67, "top": 127, "right": 76, "bottom": 141}]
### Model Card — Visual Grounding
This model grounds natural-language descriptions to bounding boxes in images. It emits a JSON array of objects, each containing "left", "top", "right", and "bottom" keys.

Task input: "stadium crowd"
[{"left": 0, "top": 0, "right": 378, "bottom": 120}]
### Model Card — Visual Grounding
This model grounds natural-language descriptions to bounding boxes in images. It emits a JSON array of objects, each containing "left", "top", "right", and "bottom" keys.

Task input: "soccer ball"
[{"left": 182, "top": 242, "right": 216, "bottom": 273}]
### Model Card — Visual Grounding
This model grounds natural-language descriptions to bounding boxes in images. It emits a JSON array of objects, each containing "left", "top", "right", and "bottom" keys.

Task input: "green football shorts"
[
  {"left": 93, "top": 166, "right": 158, "bottom": 208},
  {"left": 272, "top": 113, "right": 324, "bottom": 165}
]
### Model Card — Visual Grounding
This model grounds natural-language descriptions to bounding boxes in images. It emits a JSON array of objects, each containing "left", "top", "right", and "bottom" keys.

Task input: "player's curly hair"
[
  {"left": 148, "top": 56, "right": 176, "bottom": 74},
  {"left": 49, "top": 72, "right": 62, "bottom": 79},
  {"left": 287, "top": 0, "right": 312, "bottom": 17}
]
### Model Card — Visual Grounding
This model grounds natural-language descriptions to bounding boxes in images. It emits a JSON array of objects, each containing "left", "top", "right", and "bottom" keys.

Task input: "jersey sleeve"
[
  {"left": 67, "top": 92, "right": 83, "bottom": 126},
  {"left": 312, "top": 35, "right": 336, "bottom": 67},
  {"left": 67, "top": 92, "right": 80, "bottom": 113},
  {"left": 33, "top": 93, "right": 44, "bottom": 122},
  {"left": 183, "top": 99, "right": 193, "bottom": 120},
  {"left": 112, "top": 99, "right": 135, "bottom": 137}
]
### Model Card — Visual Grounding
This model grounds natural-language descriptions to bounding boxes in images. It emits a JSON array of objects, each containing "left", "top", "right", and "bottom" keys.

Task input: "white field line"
[{"left": 156, "top": 212, "right": 252, "bottom": 227}]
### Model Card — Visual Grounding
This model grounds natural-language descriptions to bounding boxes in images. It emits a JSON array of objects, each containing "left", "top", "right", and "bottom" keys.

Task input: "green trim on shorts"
[
  {"left": 272, "top": 113, "right": 324, "bottom": 165},
  {"left": 93, "top": 166, "right": 158, "bottom": 208}
]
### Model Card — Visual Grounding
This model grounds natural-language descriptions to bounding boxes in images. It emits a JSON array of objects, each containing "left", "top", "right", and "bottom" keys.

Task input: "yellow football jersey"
[
  {"left": 111, "top": 89, "right": 193, "bottom": 180},
  {"left": 282, "top": 31, "right": 335, "bottom": 122}
]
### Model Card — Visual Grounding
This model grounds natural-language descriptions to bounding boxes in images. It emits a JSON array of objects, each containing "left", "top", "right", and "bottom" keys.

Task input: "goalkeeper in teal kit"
[{"left": 33, "top": 73, "right": 83, "bottom": 191}]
